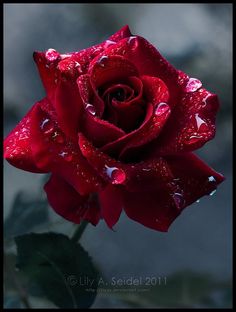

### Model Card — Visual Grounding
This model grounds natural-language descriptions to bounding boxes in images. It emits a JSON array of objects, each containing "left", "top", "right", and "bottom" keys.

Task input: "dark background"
[{"left": 4, "top": 3, "right": 232, "bottom": 308}]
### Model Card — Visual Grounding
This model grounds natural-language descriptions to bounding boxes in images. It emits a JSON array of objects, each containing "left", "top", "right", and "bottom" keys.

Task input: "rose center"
[
  {"left": 98, "top": 78, "right": 145, "bottom": 132},
  {"left": 110, "top": 88, "right": 126, "bottom": 102}
]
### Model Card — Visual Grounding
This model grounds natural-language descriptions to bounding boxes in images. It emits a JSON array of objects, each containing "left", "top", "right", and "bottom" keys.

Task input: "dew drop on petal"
[
  {"left": 142, "top": 168, "right": 151, "bottom": 172},
  {"left": 185, "top": 78, "right": 202, "bottom": 93},
  {"left": 128, "top": 36, "right": 137, "bottom": 44},
  {"left": 105, "top": 165, "right": 126, "bottom": 184},
  {"left": 154, "top": 102, "right": 170, "bottom": 116},
  {"left": 172, "top": 192, "right": 185, "bottom": 209},
  {"left": 209, "top": 190, "right": 217, "bottom": 196},
  {"left": 60, "top": 53, "right": 72, "bottom": 60},
  {"left": 195, "top": 113, "right": 208, "bottom": 131},
  {"left": 97, "top": 55, "right": 108, "bottom": 67},
  {"left": 85, "top": 103, "right": 96, "bottom": 116},
  {"left": 208, "top": 176, "right": 216, "bottom": 183},
  {"left": 45, "top": 48, "right": 60, "bottom": 62},
  {"left": 40, "top": 118, "right": 54, "bottom": 134},
  {"left": 185, "top": 134, "right": 203, "bottom": 145},
  {"left": 104, "top": 40, "right": 116, "bottom": 48},
  {"left": 58, "top": 151, "right": 73, "bottom": 162},
  {"left": 52, "top": 131, "right": 65, "bottom": 144}
]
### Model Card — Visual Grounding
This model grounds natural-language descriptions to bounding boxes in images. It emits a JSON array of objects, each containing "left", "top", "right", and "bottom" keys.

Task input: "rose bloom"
[{"left": 4, "top": 26, "right": 224, "bottom": 231}]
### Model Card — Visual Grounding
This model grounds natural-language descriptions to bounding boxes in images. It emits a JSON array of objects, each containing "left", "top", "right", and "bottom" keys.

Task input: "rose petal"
[
  {"left": 44, "top": 174, "right": 101, "bottom": 225},
  {"left": 98, "top": 184, "right": 123, "bottom": 229},
  {"left": 122, "top": 188, "right": 179, "bottom": 232},
  {"left": 124, "top": 157, "right": 175, "bottom": 192},
  {"left": 141, "top": 75, "right": 169, "bottom": 104},
  {"left": 149, "top": 89, "right": 219, "bottom": 156},
  {"left": 33, "top": 51, "right": 60, "bottom": 104},
  {"left": 77, "top": 74, "right": 105, "bottom": 117},
  {"left": 165, "top": 152, "right": 225, "bottom": 205},
  {"left": 33, "top": 26, "right": 132, "bottom": 103},
  {"left": 108, "top": 25, "right": 132, "bottom": 42},
  {"left": 78, "top": 133, "right": 126, "bottom": 185},
  {"left": 30, "top": 103, "right": 104, "bottom": 195},
  {"left": 102, "top": 83, "right": 134, "bottom": 103},
  {"left": 4, "top": 102, "right": 49, "bottom": 173},
  {"left": 54, "top": 78, "right": 84, "bottom": 142},
  {"left": 90, "top": 35, "right": 180, "bottom": 109},
  {"left": 77, "top": 75, "right": 126, "bottom": 147},
  {"left": 121, "top": 150, "right": 224, "bottom": 231},
  {"left": 101, "top": 103, "right": 154, "bottom": 158},
  {"left": 89, "top": 55, "right": 139, "bottom": 88},
  {"left": 81, "top": 112, "right": 126, "bottom": 148},
  {"left": 122, "top": 152, "right": 224, "bottom": 232}
]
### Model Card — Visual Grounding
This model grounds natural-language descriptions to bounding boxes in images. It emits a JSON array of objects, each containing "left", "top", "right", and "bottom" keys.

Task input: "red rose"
[{"left": 4, "top": 25, "right": 224, "bottom": 231}]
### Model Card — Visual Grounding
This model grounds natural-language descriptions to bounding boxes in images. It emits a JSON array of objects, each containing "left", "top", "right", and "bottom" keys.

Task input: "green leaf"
[
  {"left": 4, "top": 192, "right": 49, "bottom": 238},
  {"left": 15, "top": 232, "right": 98, "bottom": 308}
]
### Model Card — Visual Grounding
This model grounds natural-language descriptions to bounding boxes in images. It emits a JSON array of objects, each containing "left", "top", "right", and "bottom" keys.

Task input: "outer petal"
[
  {"left": 165, "top": 153, "right": 225, "bottom": 205},
  {"left": 30, "top": 102, "right": 104, "bottom": 195},
  {"left": 44, "top": 174, "right": 101, "bottom": 225},
  {"left": 98, "top": 184, "right": 123, "bottom": 229},
  {"left": 124, "top": 157, "right": 175, "bottom": 193},
  {"left": 150, "top": 88, "right": 220, "bottom": 155},
  {"left": 4, "top": 103, "right": 48, "bottom": 173},
  {"left": 54, "top": 78, "right": 83, "bottom": 141},
  {"left": 123, "top": 188, "right": 178, "bottom": 232},
  {"left": 108, "top": 25, "right": 132, "bottom": 42},
  {"left": 122, "top": 152, "right": 225, "bottom": 232},
  {"left": 33, "top": 51, "right": 60, "bottom": 104},
  {"left": 33, "top": 26, "right": 132, "bottom": 103}
]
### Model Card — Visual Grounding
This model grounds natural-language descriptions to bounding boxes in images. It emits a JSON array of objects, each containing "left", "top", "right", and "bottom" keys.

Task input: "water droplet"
[
  {"left": 104, "top": 40, "right": 116, "bottom": 48},
  {"left": 128, "top": 36, "right": 136, "bottom": 44},
  {"left": 97, "top": 55, "right": 108, "bottom": 67},
  {"left": 142, "top": 168, "right": 151, "bottom": 172},
  {"left": 52, "top": 131, "right": 64, "bottom": 143},
  {"left": 195, "top": 113, "right": 208, "bottom": 131},
  {"left": 208, "top": 176, "right": 216, "bottom": 183},
  {"left": 59, "top": 151, "right": 72, "bottom": 162},
  {"left": 74, "top": 61, "right": 83, "bottom": 74},
  {"left": 105, "top": 165, "right": 126, "bottom": 184},
  {"left": 209, "top": 189, "right": 216, "bottom": 196},
  {"left": 45, "top": 48, "right": 60, "bottom": 61},
  {"left": 185, "top": 134, "right": 203, "bottom": 145},
  {"left": 196, "top": 199, "right": 200, "bottom": 203},
  {"left": 85, "top": 103, "right": 96, "bottom": 116},
  {"left": 172, "top": 192, "right": 185, "bottom": 209},
  {"left": 40, "top": 118, "right": 54, "bottom": 134},
  {"left": 154, "top": 102, "right": 170, "bottom": 116},
  {"left": 60, "top": 53, "right": 72, "bottom": 60},
  {"left": 185, "top": 78, "right": 202, "bottom": 93}
]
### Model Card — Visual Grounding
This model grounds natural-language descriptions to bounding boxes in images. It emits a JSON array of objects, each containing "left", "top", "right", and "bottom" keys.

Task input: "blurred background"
[{"left": 4, "top": 3, "right": 232, "bottom": 308}]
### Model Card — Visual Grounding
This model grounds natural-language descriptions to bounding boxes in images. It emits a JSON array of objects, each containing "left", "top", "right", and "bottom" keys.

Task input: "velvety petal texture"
[
  {"left": 4, "top": 25, "right": 224, "bottom": 231},
  {"left": 44, "top": 174, "right": 101, "bottom": 225}
]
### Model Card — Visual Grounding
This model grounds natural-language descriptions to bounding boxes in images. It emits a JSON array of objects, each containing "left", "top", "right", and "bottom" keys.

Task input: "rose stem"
[{"left": 71, "top": 220, "right": 89, "bottom": 243}]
